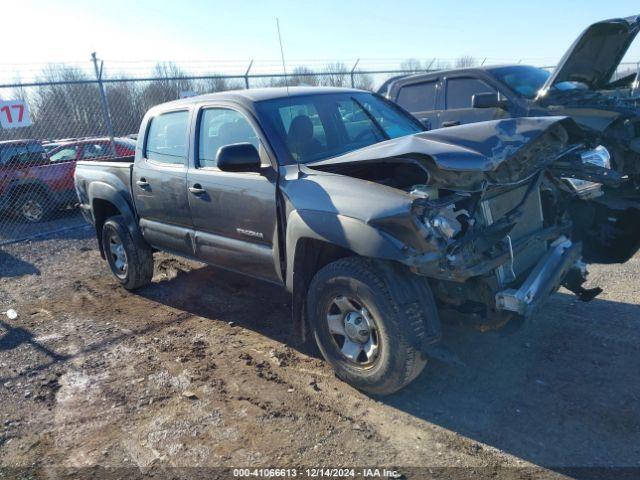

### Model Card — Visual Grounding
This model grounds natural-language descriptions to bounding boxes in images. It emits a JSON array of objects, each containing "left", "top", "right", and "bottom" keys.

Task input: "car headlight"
[
  {"left": 563, "top": 145, "right": 610, "bottom": 199},
  {"left": 580, "top": 145, "right": 611, "bottom": 169}
]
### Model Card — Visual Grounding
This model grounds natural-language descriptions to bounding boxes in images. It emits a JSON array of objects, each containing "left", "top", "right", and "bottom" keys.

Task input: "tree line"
[{"left": 0, "top": 57, "right": 478, "bottom": 142}]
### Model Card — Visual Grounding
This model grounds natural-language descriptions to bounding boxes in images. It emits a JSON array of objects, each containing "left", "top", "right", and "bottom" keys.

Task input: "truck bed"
[{"left": 74, "top": 157, "right": 136, "bottom": 225}]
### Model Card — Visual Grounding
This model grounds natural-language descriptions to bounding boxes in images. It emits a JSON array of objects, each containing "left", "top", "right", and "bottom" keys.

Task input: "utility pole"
[{"left": 91, "top": 52, "right": 116, "bottom": 156}]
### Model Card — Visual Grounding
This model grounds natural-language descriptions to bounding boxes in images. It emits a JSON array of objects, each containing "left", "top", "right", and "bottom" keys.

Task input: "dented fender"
[{"left": 283, "top": 209, "right": 411, "bottom": 292}]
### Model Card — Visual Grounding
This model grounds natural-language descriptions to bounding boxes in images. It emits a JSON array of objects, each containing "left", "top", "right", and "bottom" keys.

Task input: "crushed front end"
[
  {"left": 309, "top": 117, "right": 611, "bottom": 328},
  {"left": 402, "top": 120, "right": 607, "bottom": 324}
]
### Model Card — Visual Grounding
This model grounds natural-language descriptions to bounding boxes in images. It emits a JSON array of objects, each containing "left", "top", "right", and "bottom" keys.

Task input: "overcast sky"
[{"left": 3, "top": 0, "right": 639, "bottom": 77}]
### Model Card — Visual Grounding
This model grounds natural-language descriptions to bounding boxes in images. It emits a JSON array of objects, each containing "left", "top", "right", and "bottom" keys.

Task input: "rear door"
[
  {"left": 186, "top": 104, "right": 281, "bottom": 283},
  {"left": 133, "top": 109, "right": 194, "bottom": 255},
  {"left": 440, "top": 76, "right": 509, "bottom": 127},
  {"left": 394, "top": 79, "right": 441, "bottom": 130}
]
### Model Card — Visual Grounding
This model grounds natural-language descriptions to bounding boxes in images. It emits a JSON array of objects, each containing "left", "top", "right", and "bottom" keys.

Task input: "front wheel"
[
  {"left": 101, "top": 215, "right": 154, "bottom": 290},
  {"left": 307, "top": 257, "right": 431, "bottom": 395}
]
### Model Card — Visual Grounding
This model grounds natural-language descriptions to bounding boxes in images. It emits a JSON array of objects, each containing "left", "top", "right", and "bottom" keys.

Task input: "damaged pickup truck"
[
  {"left": 383, "top": 14, "right": 640, "bottom": 263},
  {"left": 75, "top": 87, "right": 614, "bottom": 394}
]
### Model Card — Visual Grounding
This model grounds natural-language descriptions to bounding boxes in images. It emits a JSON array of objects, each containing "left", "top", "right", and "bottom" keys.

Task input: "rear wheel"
[
  {"left": 101, "top": 215, "right": 153, "bottom": 290},
  {"left": 15, "top": 191, "right": 50, "bottom": 223},
  {"left": 307, "top": 257, "right": 430, "bottom": 395}
]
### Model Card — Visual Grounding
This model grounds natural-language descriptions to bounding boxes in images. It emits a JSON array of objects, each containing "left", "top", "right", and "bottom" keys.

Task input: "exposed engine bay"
[
  {"left": 529, "top": 14, "right": 640, "bottom": 264},
  {"left": 309, "top": 117, "right": 614, "bottom": 326}
]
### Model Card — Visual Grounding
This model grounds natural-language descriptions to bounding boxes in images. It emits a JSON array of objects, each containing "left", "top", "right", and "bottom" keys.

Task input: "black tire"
[
  {"left": 101, "top": 215, "right": 153, "bottom": 290},
  {"left": 307, "top": 257, "right": 430, "bottom": 395},
  {"left": 14, "top": 190, "right": 50, "bottom": 223}
]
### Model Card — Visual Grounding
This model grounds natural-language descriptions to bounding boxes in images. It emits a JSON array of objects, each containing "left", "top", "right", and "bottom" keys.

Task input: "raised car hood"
[
  {"left": 542, "top": 14, "right": 640, "bottom": 91},
  {"left": 309, "top": 117, "right": 576, "bottom": 190}
]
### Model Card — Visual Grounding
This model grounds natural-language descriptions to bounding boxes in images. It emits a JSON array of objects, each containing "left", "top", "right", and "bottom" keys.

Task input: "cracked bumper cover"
[{"left": 495, "top": 237, "right": 582, "bottom": 316}]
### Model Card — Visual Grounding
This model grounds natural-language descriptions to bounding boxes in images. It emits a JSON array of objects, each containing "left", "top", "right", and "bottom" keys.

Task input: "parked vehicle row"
[{"left": 0, "top": 137, "right": 135, "bottom": 223}]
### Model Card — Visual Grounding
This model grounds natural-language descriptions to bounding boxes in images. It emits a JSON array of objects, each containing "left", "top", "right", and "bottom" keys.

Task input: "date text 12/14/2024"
[{"left": 233, "top": 468, "right": 401, "bottom": 478}]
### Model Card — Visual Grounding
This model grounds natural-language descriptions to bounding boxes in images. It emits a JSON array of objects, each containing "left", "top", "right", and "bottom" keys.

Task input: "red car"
[{"left": 0, "top": 138, "right": 135, "bottom": 223}]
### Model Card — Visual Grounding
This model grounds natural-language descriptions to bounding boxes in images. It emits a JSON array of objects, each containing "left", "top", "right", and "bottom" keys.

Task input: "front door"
[
  {"left": 186, "top": 106, "right": 281, "bottom": 283},
  {"left": 439, "top": 76, "right": 510, "bottom": 128},
  {"left": 133, "top": 109, "right": 194, "bottom": 255}
]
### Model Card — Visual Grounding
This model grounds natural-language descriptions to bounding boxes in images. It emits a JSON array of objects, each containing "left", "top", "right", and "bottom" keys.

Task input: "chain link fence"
[{"left": 0, "top": 57, "right": 638, "bottom": 246}]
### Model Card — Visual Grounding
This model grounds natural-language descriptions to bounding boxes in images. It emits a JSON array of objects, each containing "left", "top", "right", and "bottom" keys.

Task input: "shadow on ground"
[
  {"left": 0, "top": 250, "right": 40, "bottom": 278},
  {"left": 385, "top": 292, "right": 640, "bottom": 469}
]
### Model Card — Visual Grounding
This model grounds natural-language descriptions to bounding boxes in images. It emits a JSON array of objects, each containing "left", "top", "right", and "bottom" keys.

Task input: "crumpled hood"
[
  {"left": 310, "top": 116, "right": 574, "bottom": 173},
  {"left": 541, "top": 14, "right": 640, "bottom": 92}
]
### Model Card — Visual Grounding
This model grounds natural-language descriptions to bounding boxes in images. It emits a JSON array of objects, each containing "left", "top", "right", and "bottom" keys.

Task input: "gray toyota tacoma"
[{"left": 75, "top": 87, "right": 615, "bottom": 394}]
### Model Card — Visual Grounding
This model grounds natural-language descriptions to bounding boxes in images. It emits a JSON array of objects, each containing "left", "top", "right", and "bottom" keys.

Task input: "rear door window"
[
  {"left": 145, "top": 110, "right": 190, "bottom": 165},
  {"left": 396, "top": 81, "right": 437, "bottom": 112},
  {"left": 82, "top": 142, "right": 110, "bottom": 159},
  {"left": 446, "top": 78, "right": 496, "bottom": 109}
]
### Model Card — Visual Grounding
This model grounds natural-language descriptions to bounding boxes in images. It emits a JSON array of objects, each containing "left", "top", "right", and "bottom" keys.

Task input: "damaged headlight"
[
  {"left": 563, "top": 145, "right": 610, "bottom": 199},
  {"left": 580, "top": 145, "right": 611, "bottom": 169},
  {"left": 425, "top": 204, "right": 469, "bottom": 240},
  {"left": 432, "top": 214, "right": 462, "bottom": 239}
]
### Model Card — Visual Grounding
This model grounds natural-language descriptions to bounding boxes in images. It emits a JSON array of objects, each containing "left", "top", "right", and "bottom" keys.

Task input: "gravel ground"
[
  {"left": 0, "top": 228, "right": 638, "bottom": 479},
  {"left": 0, "top": 209, "right": 87, "bottom": 245}
]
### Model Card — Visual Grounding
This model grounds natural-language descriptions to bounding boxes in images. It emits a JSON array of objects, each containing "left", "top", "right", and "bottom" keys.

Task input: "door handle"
[
  {"left": 442, "top": 120, "right": 461, "bottom": 127},
  {"left": 136, "top": 178, "right": 149, "bottom": 188},
  {"left": 189, "top": 184, "right": 206, "bottom": 195}
]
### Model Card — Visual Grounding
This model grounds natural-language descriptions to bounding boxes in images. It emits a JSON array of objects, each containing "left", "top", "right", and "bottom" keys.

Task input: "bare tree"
[
  {"left": 352, "top": 71, "right": 374, "bottom": 90},
  {"left": 399, "top": 58, "right": 424, "bottom": 72},
  {"left": 26, "top": 64, "right": 104, "bottom": 140},
  {"left": 139, "top": 62, "right": 195, "bottom": 112},
  {"left": 454, "top": 56, "right": 478, "bottom": 68},
  {"left": 289, "top": 66, "right": 319, "bottom": 86},
  {"left": 106, "top": 81, "right": 143, "bottom": 136},
  {"left": 199, "top": 74, "right": 237, "bottom": 93},
  {"left": 321, "top": 62, "right": 349, "bottom": 87},
  {"left": 433, "top": 59, "right": 452, "bottom": 71}
]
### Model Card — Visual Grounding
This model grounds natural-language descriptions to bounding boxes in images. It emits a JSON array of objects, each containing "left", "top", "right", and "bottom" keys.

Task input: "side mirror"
[
  {"left": 216, "top": 143, "right": 261, "bottom": 173},
  {"left": 472, "top": 92, "right": 507, "bottom": 109}
]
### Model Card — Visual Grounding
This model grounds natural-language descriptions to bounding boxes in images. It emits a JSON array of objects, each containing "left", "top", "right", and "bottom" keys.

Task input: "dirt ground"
[{"left": 0, "top": 227, "right": 638, "bottom": 479}]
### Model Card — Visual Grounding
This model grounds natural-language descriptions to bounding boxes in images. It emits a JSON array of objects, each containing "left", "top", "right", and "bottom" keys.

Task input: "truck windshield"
[
  {"left": 490, "top": 66, "right": 551, "bottom": 99},
  {"left": 255, "top": 92, "right": 423, "bottom": 164}
]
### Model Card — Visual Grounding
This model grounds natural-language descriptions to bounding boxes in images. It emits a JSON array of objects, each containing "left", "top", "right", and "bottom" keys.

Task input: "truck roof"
[
  {"left": 380, "top": 65, "right": 536, "bottom": 95},
  {"left": 399, "top": 64, "right": 524, "bottom": 82},
  {"left": 160, "top": 86, "right": 366, "bottom": 108}
]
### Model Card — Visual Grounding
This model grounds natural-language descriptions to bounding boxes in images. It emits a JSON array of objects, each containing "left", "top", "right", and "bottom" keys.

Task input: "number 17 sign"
[{"left": 0, "top": 99, "right": 33, "bottom": 129}]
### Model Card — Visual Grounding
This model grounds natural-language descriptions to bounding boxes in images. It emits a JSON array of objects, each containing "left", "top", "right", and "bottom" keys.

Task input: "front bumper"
[{"left": 495, "top": 237, "right": 581, "bottom": 317}]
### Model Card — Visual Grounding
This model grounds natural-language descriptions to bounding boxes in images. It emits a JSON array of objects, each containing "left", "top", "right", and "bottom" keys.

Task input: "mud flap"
[{"left": 561, "top": 264, "right": 602, "bottom": 302}]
